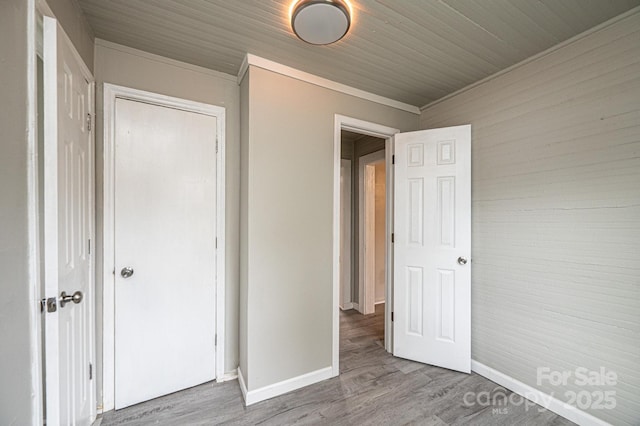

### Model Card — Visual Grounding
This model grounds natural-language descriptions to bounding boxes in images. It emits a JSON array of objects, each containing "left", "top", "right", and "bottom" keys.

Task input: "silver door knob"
[
  {"left": 457, "top": 257, "right": 468, "bottom": 265},
  {"left": 121, "top": 267, "right": 134, "bottom": 278},
  {"left": 59, "top": 290, "right": 83, "bottom": 308}
]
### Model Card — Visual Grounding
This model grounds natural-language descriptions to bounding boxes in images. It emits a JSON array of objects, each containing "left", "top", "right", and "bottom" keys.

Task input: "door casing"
[
  {"left": 101, "top": 84, "right": 227, "bottom": 412},
  {"left": 332, "top": 114, "right": 399, "bottom": 376}
]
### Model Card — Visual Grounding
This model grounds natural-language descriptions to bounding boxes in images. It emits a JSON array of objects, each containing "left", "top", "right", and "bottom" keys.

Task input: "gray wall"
[
  {"left": 47, "top": 0, "right": 94, "bottom": 71},
  {"left": 420, "top": 12, "right": 640, "bottom": 425},
  {"left": 240, "top": 66, "right": 418, "bottom": 391},
  {"left": 94, "top": 41, "right": 241, "bottom": 405},
  {"left": 340, "top": 138, "right": 354, "bottom": 160},
  {"left": 0, "top": 0, "right": 39, "bottom": 424}
]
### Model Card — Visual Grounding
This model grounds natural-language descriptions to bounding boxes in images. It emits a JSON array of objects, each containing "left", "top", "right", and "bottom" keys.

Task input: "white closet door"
[{"left": 114, "top": 98, "right": 217, "bottom": 409}]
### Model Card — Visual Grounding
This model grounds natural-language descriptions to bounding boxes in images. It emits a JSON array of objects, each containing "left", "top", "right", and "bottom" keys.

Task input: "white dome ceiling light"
[{"left": 291, "top": 0, "right": 352, "bottom": 45}]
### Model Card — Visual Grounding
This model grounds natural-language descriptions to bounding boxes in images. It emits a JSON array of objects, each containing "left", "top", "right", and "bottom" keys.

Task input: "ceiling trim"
[
  {"left": 420, "top": 5, "right": 640, "bottom": 111},
  {"left": 238, "top": 54, "right": 421, "bottom": 115},
  {"left": 95, "top": 39, "right": 237, "bottom": 82}
]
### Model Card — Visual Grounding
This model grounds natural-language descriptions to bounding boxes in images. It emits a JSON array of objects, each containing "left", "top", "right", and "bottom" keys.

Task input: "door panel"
[
  {"left": 43, "top": 17, "right": 95, "bottom": 426},
  {"left": 114, "top": 99, "right": 217, "bottom": 409},
  {"left": 393, "top": 125, "right": 471, "bottom": 373}
]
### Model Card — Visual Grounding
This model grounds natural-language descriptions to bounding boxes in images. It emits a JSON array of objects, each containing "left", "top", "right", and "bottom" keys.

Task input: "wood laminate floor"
[{"left": 102, "top": 304, "right": 574, "bottom": 425}]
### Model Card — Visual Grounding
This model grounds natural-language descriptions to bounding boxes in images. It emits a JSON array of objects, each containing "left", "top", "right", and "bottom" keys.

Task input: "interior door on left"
[{"left": 43, "top": 16, "right": 96, "bottom": 426}]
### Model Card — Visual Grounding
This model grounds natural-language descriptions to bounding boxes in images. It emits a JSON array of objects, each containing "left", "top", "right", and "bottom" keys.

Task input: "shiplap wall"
[{"left": 420, "top": 12, "right": 640, "bottom": 425}]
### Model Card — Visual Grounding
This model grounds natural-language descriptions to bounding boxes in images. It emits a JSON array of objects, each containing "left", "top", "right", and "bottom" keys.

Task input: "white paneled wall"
[{"left": 420, "top": 12, "right": 640, "bottom": 425}]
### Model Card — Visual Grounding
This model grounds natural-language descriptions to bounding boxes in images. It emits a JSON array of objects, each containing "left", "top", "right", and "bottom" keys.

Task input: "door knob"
[
  {"left": 121, "top": 267, "right": 134, "bottom": 278},
  {"left": 59, "top": 290, "right": 83, "bottom": 308},
  {"left": 457, "top": 257, "right": 468, "bottom": 265}
]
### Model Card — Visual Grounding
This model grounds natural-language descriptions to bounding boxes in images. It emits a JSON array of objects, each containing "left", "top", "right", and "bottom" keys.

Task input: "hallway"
[{"left": 102, "top": 305, "right": 573, "bottom": 425}]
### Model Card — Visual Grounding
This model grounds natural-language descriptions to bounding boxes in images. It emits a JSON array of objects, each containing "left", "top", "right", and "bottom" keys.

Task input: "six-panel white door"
[
  {"left": 393, "top": 125, "right": 471, "bottom": 373},
  {"left": 43, "top": 16, "right": 96, "bottom": 425},
  {"left": 113, "top": 98, "right": 217, "bottom": 409}
]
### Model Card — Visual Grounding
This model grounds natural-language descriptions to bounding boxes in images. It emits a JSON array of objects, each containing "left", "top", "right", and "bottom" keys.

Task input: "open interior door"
[
  {"left": 43, "top": 16, "right": 96, "bottom": 425},
  {"left": 393, "top": 125, "right": 471, "bottom": 373}
]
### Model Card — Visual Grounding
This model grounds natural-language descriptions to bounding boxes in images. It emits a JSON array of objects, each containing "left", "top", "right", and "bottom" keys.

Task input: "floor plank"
[{"left": 102, "top": 304, "right": 574, "bottom": 425}]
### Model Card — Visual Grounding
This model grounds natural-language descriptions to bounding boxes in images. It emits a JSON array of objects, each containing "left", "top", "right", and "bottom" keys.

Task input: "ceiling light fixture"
[{"left": 290, "top": 0, "right": 352, "bottom": 45}]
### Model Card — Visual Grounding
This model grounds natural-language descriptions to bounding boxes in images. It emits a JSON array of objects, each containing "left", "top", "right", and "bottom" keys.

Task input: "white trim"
[
  {"left": 333, "top": 115, "right": 399, "bottom": 377},
  {"left": 421, "top": 5, "right": 640, "bottom": 111},
  {"left": 471, "top": 361, "right": 611, "bottom": 426},
  {"left": 374, "top": 301, "right": 385, "bottom": 305},
  {"left": 42, "top": 17, "right": 60, "bottom": 419},
  {"left": 241, "top": 54, "right": 420, "bottom": 115},
  {"left": 384, "top": 135, "right": 394, "bottom": 353},
  {"left": 217, "top": 369, "right": 238, "bottom": 383},
  {"left": 102, "top": 84, "right": 226, "bottom": 412},
  {"left": 340, "top": 302, "right": 354, "bottom": 311},
  {"left": 241, "top": 367, "right": 333, "bottom": 406},
  {"left": 28, "top": 1, "right": 43, "bottom": 424},
  {"left": 237, "top": 367, "right": 248, "bottom": 403},
  {"left": 358, "top": 150, "right": 385, "bottom": 316},
  {"left": 95, "top": 39, "right": 237, "bottom": 82}
]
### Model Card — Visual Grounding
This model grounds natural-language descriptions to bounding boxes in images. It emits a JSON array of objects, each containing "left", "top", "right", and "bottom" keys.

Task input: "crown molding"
[{"left": 237, "top": 53, "right": 420, "bottom": 115}]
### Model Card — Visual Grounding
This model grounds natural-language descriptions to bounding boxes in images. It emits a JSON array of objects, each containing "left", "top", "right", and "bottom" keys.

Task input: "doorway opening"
[
  {"left": 340, "top": 131, "right": 386, "bottom": 316},
  {"left": 332, "top": 115, "right": 399, "bottom": 376},
  {"left": 339, "top": 129, "right": 387, "bottom": 359},
  {"left": 334, "top": 118, "right": 473, "bottom": 380}
]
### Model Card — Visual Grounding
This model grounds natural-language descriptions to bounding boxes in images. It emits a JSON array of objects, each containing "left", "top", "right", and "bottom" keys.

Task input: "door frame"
[
  {"left": 340, "top": 159, "right": 353, "bottom": 310},
  {"left": 358, "top": 150, "right": 386, "bottom": 315},
  {"left": 332, "top": 114, "right": 399, "bottom": 376},
  {"left": 102, "top": 84, "right": 226, "bottom": 412}
]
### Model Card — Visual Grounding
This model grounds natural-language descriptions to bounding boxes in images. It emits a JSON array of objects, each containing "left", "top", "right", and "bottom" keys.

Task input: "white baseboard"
[
  {"left": 352, "top": 302, "right": 361, "bottom": 313},
  {"left": 217, "top": 368, "right": 238, "bottom": 383},
  {"left": 471, "top": 360, "right": 611, "bottom": 426},
  {"left": 340, "top": 302, "right": 354, "bottom": 310},
  {"left": 237, "top": 366, "right": 249, "bottom": 403},
  {"left": 374, "top": 300, "right": 385, "bottom": 305},
  {"left": 239, "top": 366, "right": 333, "bottom": 406}
]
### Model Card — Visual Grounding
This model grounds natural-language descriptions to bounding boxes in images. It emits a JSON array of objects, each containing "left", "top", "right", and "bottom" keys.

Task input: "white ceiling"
[{"left": 78, "top": 0, "right": 640, "bottom": 107}]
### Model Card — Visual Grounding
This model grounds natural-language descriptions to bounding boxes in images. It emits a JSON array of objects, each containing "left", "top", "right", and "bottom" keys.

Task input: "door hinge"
[
  {"left": 86, "top": 113, "right": 92, "bottom": 132},
  {"left": 391, "top": 233, "right": 394, "bottom": 243},
  {"left": 216, "top": 138, "right": 219, "bottom": 153},
  {"left": 215, "top": 334, "right": 218, "bottom": 346},
  {"left": 391, "top": 312, "right": 394, "bottom": 322},
  {"left": 215, "top": 237, "right": 218, "bottom": 249},
  {"left": 88, "top": 239, "right": 91, "bottom": 255},
  {"left": 392, "top": 155, "right": 395, "bottom": 164},
  {"left": 89, "top": 363, "right": 93, "bottom": 380}
]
